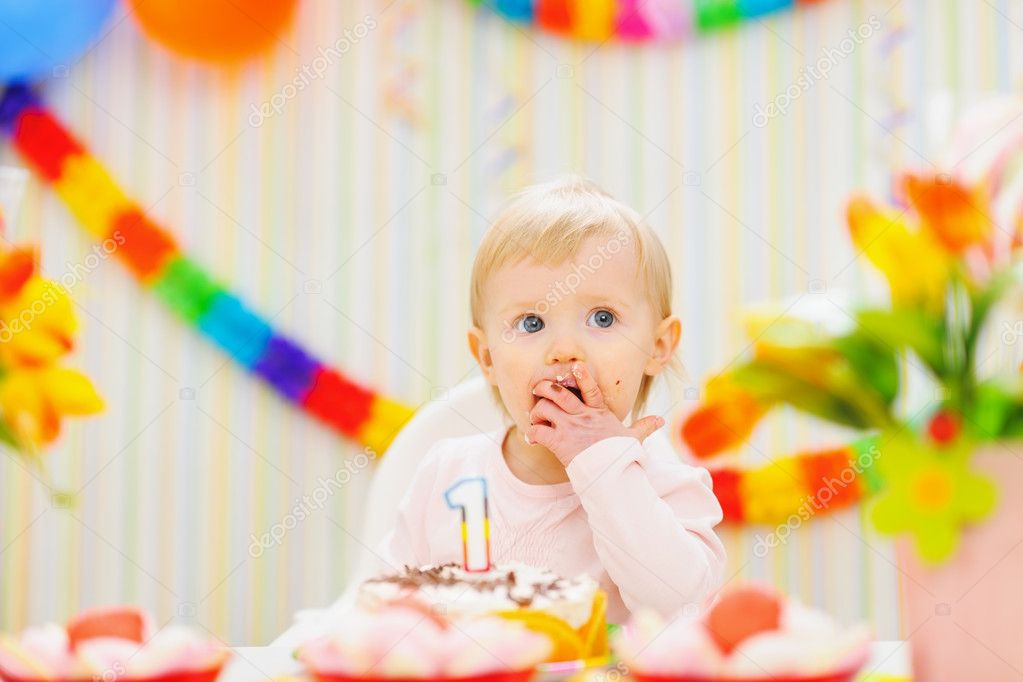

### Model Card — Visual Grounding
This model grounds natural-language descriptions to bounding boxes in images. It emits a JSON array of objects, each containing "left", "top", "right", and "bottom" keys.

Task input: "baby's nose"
[{"left": 545, "top": 339, "right": 584, "bottom": 365}]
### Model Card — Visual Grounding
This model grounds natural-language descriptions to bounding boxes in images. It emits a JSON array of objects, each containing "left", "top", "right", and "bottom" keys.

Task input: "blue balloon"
[{"left": 0, "top": 0, "right": 117, "bottom": 83}]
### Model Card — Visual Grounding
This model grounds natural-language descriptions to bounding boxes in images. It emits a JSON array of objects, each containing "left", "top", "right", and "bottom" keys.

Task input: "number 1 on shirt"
[{"left": 443, "top": 476, "right": 492, "bottom": 572}]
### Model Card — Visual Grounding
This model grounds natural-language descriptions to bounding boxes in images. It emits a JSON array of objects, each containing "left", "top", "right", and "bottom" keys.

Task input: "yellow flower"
[
  {"left": 0, "top": 367, "right": 103, "bottom": 446},
  {"left": 0, "top": 244, "right": 102, "bottom": 451},
  {"left": 846, "top": 196, "right": 951, "bottom": 311},
  {"left": 0, "top": 277, "right": 77, "bottom": 366},
  {"left": 0, "top": 246, "right": 77, "bottom": 366}
]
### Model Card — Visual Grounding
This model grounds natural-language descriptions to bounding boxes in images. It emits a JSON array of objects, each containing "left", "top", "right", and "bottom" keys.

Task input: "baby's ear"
[
  {"left": 467, "top": 327, "right": 497, "bottom": 383},
  {"left": 645, "top": 316, "right": 682, "bottom": 375}
]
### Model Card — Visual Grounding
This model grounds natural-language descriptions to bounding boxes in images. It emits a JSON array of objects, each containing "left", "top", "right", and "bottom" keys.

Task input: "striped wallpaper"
[{"left": 1, "top": 0, "right": 1021, "bottom": 645}]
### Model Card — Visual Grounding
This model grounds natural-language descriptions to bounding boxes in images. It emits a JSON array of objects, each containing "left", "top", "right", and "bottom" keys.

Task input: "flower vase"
[{"left": 896, "top": 444, "right": 1023, "bottom": 681}]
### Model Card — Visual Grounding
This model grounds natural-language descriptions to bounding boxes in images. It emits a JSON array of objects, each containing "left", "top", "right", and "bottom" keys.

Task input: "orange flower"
[
  {"left": 681, "top": 376, "right": 768, "bottom": 459},
  {"left": 900, "top": 173, "right": 992, "bottom": 253},
  {"left": 0, "top": 246, "right": 36, "bottom": 299}
]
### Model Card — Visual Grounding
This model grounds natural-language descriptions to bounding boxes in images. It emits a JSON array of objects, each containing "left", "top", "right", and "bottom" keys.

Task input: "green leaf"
[
  {"left": 852, "top": 434, "right": 886, "bottom": 494},
  {"left": 731, "top": 360, "right": 875, "bottom": 430},
  {"left": 967, "top": 265, "right": 1019, "bottom": 349},
  {"left": 0, "top": 418, "right": 22, "bottom": 451},
  {"left": 966, "top": 381, "right": 1017, "bottom": 439},
  {"left": 856, "top": 308, "right": 946, "bottom": 376},
  {"left": 833, "top": 332, "right": 900, "bottom": 407}
]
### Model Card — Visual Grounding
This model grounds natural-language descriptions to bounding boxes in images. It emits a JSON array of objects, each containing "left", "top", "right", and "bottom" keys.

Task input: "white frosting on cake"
[{"left": 358, "top": 562, "right": 599, "bottom": 629}]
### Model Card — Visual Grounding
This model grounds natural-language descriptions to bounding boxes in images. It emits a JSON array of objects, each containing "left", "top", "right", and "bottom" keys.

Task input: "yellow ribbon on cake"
[{"left": 497, "top": 589, "right": 608, "bottom": 663}]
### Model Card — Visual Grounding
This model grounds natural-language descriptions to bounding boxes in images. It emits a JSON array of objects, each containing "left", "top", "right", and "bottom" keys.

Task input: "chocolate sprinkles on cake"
[{"left": 366, "top": 563, "right": 570, "bottom": 608}]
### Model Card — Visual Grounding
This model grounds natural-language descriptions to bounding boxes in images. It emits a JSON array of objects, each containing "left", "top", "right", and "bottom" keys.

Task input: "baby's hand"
[{"left": 526, "top": 361, "right": 664, "bottom": 466}]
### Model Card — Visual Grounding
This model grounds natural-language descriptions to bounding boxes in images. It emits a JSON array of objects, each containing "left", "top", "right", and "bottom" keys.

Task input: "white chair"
[{"left": 271, "top": 373, "right": 679, "bottom": 647}]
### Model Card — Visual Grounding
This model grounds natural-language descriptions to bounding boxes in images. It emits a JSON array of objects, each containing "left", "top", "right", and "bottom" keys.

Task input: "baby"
[{"left": 378, "top": 175, "right": 725, "bottom": 623}]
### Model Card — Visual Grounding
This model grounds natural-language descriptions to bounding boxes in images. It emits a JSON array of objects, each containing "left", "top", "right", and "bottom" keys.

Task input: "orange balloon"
[{"left": 129, "top": 0, "right": 299, "bottom": 63}]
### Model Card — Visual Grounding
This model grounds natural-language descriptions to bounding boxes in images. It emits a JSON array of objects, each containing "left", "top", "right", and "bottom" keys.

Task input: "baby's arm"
[{"left": 566, "top": 435, "right": 726, "bottom": 617}]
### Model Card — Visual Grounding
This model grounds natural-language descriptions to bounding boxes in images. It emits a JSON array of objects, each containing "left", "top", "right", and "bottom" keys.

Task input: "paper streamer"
[
  {"left": 468, "top": 0, "right": 833, "bottom": 42},
  {"left": 0, "top": 83, "right": 414, "bottom": 456},
  {"left": 706, "top": 437, "right": 881, "bottom": 525}
]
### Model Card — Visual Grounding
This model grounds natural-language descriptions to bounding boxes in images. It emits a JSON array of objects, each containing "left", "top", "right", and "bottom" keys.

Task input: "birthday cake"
[{"left": 358, "top": 562, "right": 608, "bottom": 663}]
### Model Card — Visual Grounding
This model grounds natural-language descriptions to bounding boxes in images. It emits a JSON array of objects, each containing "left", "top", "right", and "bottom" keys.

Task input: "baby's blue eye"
[
  {"left": 587, "top": 309, "right": 615, "bottom": 329},
  {"left": 515, "top": 315, "right": 545, "bottom": 333}
]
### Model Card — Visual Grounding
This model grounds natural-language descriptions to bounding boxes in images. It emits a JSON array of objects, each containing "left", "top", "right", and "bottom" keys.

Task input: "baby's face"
[{"left": 469, "top": 234, "right": 678, "bottom": 434}]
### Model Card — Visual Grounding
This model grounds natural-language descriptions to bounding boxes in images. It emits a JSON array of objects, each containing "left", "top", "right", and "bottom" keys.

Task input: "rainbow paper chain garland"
[
  {"left": 468, "top": 0, "right": 831, "bottom": 41},
  {"left": 0, "top": 84, "right": 413, "bottom": 456},
  {"left": 705, "top": 437, "right": 881, "bottom": 525}
]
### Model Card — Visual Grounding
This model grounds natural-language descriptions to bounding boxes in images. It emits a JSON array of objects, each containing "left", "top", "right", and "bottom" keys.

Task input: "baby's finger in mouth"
[
  {"left": 532, "top": 380, "right": 584, "bottom": 414},
  {"left": 570, "top": 361, "right": 605, "bottom": 408}
]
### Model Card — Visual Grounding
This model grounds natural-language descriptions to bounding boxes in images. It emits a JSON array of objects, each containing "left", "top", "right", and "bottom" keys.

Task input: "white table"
[
  {"left": 219, "top": 642, "right": 912, "bottom": 681},
  {"left": 221, "top": 647, "right": 302, "bottom": 681}
]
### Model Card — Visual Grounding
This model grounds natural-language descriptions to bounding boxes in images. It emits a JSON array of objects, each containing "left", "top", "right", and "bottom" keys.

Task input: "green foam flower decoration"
[{"left": 870, "top": 429, "right": 997, "bottom": 563}]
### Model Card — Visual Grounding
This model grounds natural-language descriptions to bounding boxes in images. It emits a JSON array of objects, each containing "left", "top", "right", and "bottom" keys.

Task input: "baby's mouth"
[{"left": 552, "top": 374, "right": 584, "bottom": 402}]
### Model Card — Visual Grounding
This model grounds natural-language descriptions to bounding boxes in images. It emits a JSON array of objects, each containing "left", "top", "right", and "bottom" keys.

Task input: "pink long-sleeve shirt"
[{"left": 375, "top": 428, "right": 727, "bottom": 624}]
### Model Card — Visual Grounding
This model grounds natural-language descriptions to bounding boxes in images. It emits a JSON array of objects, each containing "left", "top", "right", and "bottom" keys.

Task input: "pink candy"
[
  {"left": 298, "top": 605, "right": 552, "bottom": 678},
  {"left": 0, "top": 617, "right": 227, "bottom": 681},
  {"left": 613, "top": 589, "right": 872, "bottom": 680}
]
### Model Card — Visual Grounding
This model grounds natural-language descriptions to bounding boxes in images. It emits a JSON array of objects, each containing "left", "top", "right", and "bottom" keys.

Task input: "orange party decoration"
[
  {"left": 681, "top": 375, "right": 769, "bottom": 458},
  {"left": 128, "top": 0, "right": 299, "bottom": 63}
]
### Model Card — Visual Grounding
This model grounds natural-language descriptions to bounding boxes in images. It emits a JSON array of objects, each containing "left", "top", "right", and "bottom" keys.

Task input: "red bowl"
[
  {"left": 631, "top": 666, "right": 861, "bottom": 682},
  {"left": 0, "top": 665, "right": 225, "bottom": 682},
  {"left": 308, "top": 669, "right": 537, "bottom": 682},
  {"left": 628, "top": 642, "right": 870, "bottom": 682}
]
